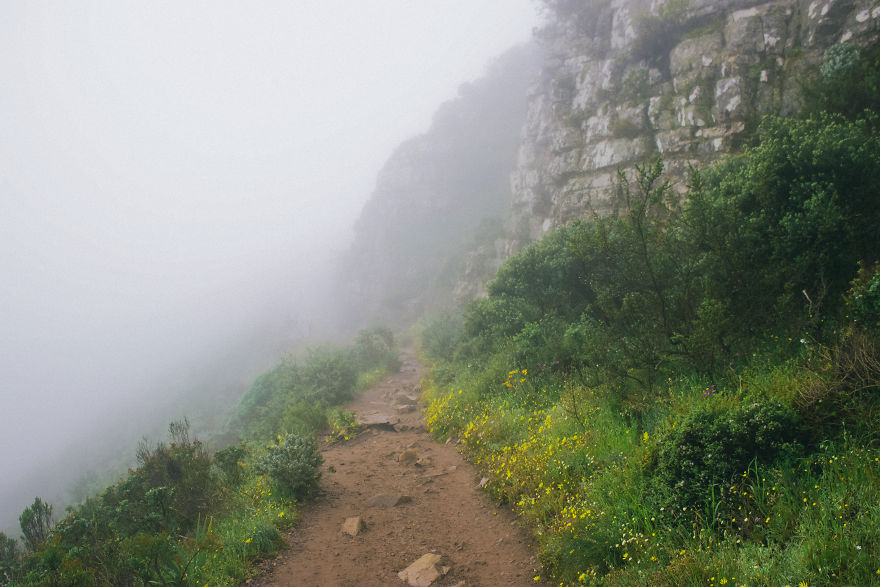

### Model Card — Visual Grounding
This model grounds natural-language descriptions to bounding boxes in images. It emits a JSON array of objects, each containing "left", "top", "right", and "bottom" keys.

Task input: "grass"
[
  {"left": 185, "top": 475, "right": 296, "bottom": 586},
  {"left": 423, "top": 349, "right": 880, "bottom": 586}
]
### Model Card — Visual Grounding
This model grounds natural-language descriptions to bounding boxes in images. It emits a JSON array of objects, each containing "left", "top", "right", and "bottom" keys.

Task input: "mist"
[{"left": 0, "top": 1, "right": 538, "bottom": 532}]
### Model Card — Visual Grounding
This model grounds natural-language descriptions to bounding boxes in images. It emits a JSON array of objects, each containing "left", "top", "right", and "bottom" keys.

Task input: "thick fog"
[{"left": 0, "top": 1, "right": 538, "bottom": 531}]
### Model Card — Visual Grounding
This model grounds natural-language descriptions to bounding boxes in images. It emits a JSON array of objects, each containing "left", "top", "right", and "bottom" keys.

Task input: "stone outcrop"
[
  {"left": 507, "top": 0, "right": 880, "bottom": 250},
  {"left": 340, "top": 0, "right": 880, "bottom": 325}
]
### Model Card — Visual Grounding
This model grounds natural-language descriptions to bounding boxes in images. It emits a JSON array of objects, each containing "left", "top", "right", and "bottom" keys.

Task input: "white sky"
[{"left": 0, "top": 1, "right": 539, "bottom": 523}]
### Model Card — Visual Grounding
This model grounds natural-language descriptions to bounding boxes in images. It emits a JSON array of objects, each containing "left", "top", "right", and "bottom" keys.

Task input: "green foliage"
[
  {"left": 418, "top": 312, "right": 463, "bottom": 364},
  {"left": 683, "top": 113, "right": 880, "bottom": 343},
  {"left": 119, "top": 420, "right": 220, "bottom": 535},
  {"left": 489, "top": 223, "right": 590, "bottom": 318},
  {"left": 299, "top": 346, "right": 358, "bottom": 405},
  {"left": 848, "top": 263, "right": 880, "bottom": 336},
  {"left": 0, "top": 532, "right": 19, "bottom": 584},
  {"left": 355, "top": 327, "right": 400, "bottom": 372},
  {"left": 806, "top": 41, "right": 880, "bottom": 120},
  {"left": 327, "top": 408, "right": 359, "bottom": 441},
  {"left": 798, "top": 329, "right": 880, "bottom": 440},
  {"left": 10, "top": 421, "right": 297, "bottom": 586},
  {"left": 280, "top": 399, "right": 329, "bottom": 437},
  {"left": 257, "top": 434, "right": 323, "bottom": 499},
  {"left": 235, "top": 333, "right": 399, "bottom": 441},
  {"left": 653, "top": 399, "right": 802, "bottom": 511},
  {"left": 458, "top": 296, "right": 530, "bottom": 361},
  {"left": 18, "top": 498, "right": 53, "bottom": 553},
  {"left": 214, "top": 444, "right": 249, "bottom": 486},
  {"left": 820, "top": 42, "right": 861, "bottom": 80},
  {"left": 235, "top": 357, "right": 301, "bottom": 437}
]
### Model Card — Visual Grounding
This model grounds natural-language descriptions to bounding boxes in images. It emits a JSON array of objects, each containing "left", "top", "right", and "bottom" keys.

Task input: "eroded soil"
[{"left": 249, "top": 350, "right": 543, "bottom": 586}]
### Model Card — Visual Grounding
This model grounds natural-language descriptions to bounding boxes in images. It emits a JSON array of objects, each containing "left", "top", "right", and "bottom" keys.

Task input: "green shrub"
[
  {"left": 848, "top": 263, "right": 880, "bottom": 336},
  {"left": 355, "top": 327, "right": 401, "bottom": 372},
  {"left": 327, "top": 408, "right": 359, "bottom": 441},
  {"left": 120, "top": 421, "right": 220, "bottom": 535},
  {"left": 653, "top": 400, "right": 802, "bottom": 511},
  {"left": 280, "top": 399, "right": 329, "bottom": 436},
  {"left": 806, "top": 42, "right": 880, "bottom": 121},
  {"left": 234, "top": 358, "right": 301, "bottom": 435},
  {"left": 258, "top": 434, "right": 323, "bottom": 499},
  {"left": 418, "top": 312, "right": 463, "bottom": 363},
  {"left": 300, "top": 346, "right": 358, "bottom": 405},
  {"left": 798, "top": 330, "right": 880, "bottom": 439},
  {"left": 683, "top": 113, "right": 880, "bottom": 343},
  {"left": 213, "top": 444, "right": 249, "bottom": 486},
  {"left": 0, "top": 531, "right": 19, "bottom": 582},
  {"left": 821, "top": 42, "right": 861, "bottom": 80}
]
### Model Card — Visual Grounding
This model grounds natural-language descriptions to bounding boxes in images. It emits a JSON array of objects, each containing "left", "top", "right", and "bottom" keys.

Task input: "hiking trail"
[{"left": 249, "top": 349, "right": 543, "bottom": 586}]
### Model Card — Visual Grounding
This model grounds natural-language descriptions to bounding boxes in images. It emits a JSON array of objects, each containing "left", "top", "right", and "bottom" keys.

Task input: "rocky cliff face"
[
  {"left": 507, "top": 0, "right": 880, "bottom": 250},
  {"left": 337, "top": 45, "right": 542, "bottom": 328},
  {"left": 340, "top": 0, "right": 879, "bottom": 328}
]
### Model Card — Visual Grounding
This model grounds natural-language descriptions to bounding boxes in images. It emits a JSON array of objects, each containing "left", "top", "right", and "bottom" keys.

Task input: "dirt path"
[{"left": 249, "top": 350, "right": 543, "bottom": 587}]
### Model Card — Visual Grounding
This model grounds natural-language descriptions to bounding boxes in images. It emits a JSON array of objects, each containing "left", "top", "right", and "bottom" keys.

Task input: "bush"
[
  {"left": 355, "top": 327, "right": 401, "bottom": 372},
  {"left": 234, "top": 358, "right": 301, "bottom": 436},
  {"left": 0, "top": 531, "right": 19, "bottom": 582},
  {"left": 806, "top": 42, "right": 880, "bottom": 121},
  {"left": 798, "top": 330, "right": 880, "bottom": 438},
  {"left": 683, "top": 113, "right": 880, "bottom": 343},
  {"left": 213, "top": 444, "right": 249, "bottom": 486},
  {"left": 418, "top": 312, "right": 463, "bottom": 363},
  {"left": 120, "top": 420, "right": 220, "bottom": 535},
  {"left": 848, "top": 263, "right": 880, "bottom": 336},
  {"left": 653, "top": 400, "right": 802, "bottom": 511},
  {"left": 300, "top": 347, "right": 358, "bottom": 405},
  {"left": 258, "top": 434, "right": 323, "bottom": 499},
  {"left": 281, "top": 399, "right": 329, "bottom": 436}
]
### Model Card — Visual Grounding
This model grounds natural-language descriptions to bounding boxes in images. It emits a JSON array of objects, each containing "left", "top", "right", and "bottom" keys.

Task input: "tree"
[{"left": 19, "top": 497, "right": 53, "bottom": 552}]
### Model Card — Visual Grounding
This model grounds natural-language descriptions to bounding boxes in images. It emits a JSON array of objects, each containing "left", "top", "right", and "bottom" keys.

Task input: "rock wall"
[
  {"left": 507, "top": 0, "right": 880, "bottom": 250},
  {"left": 336, "top": 44, "right": 542, "bottom": 328}
]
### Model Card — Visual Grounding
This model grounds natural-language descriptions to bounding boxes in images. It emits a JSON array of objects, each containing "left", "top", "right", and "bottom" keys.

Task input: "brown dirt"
[{"left": 248, "top": 349, "right": 544, "bottom": 587}]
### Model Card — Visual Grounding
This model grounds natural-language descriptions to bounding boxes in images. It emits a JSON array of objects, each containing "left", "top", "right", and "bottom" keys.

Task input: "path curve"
[{"left": 248, "top": 349, "right": 542, "bottom": 586}]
